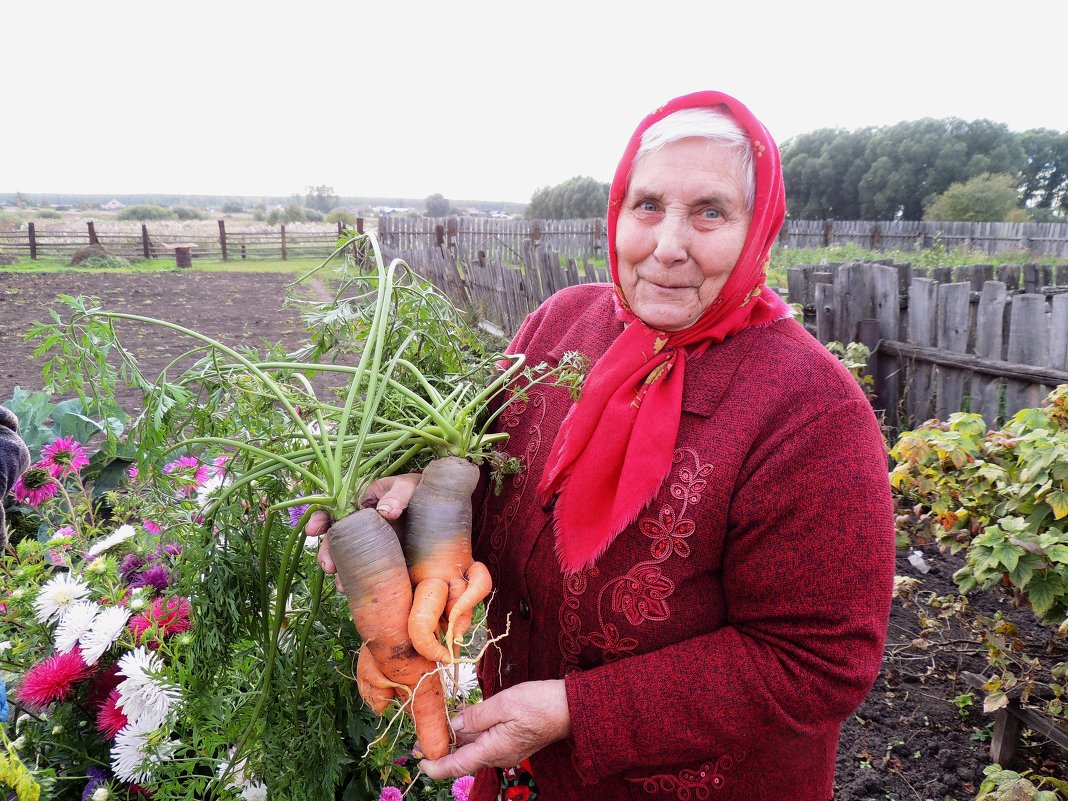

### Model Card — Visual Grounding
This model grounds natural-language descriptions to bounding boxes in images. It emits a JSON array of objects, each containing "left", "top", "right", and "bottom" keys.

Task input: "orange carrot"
[
  {"left": 404, "top": 456, "right": 493, "bottom": 662},
  {"left": 328, "top": 507, "right": 451, "bottom": 758}
]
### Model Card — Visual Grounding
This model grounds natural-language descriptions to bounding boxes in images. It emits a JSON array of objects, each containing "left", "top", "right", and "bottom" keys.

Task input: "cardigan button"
[{"left": 518, "top": 597, "right": 531, "bottom": 619}]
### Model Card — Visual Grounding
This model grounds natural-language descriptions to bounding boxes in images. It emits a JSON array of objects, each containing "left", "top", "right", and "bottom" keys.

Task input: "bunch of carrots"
[{"left": 36, "top": 231, "right": 585, "bottom": 765}]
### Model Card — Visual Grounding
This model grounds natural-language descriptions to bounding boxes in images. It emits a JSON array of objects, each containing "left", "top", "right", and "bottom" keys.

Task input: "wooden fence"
[
  {"left": 788, "top": 261, "right": 1068, "bottom": 429},
  {"left": 780, "top": 219, "right": 1068, "bottom": 257},
  {"left": 0, "top": 221, "right": 356, "bottom": 262}
]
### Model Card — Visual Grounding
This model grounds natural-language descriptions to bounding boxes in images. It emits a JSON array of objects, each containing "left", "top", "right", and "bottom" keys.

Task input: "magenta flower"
[
  {"left": 452, "top": 775, "right": 475, "bottom": 801},
  {"left": 142, "top": 519, "right": 161, "bottom": 535},
  {"left": 13, "top": 466, "right": 60, "bottom": 507},
  {"left": 163, "top": 455, "right": 210, "bottom": 497},
  {"left": 120, "top": 553, "right": 147, "bottom": 580},
  {"left": 16, "top": 647, "right": 93, "bottom": 707},
  {"left": 54, "top": 525, "right": 76, "bottom": 538},
  {"left": 127, "top": 464, "right": 139, "bottom": 481},
  {"left": 129, "top": 596, "right": 192, "bottom": 645},
  {"left": 40, "top": 436, "right": 90, "bottom": 479},
  {"left": 378, "top": 788, "right": 403, "bottom": 801}
]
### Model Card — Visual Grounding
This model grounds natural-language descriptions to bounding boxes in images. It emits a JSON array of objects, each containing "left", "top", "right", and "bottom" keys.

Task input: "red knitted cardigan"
[{"left": 467, "top": 284, "right": 895, "bottom": 801}]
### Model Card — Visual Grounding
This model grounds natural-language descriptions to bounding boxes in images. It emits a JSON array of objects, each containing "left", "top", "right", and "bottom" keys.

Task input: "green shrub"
[
  {"left": 77, "top": 254, "right": 132, "bottom": 269},
  {"left": 326, "top": 208, "right": 356, "bottom": 226},
  {"left": 35, "top": 209, "right": 61, "bottom": 219},
  {"left": 118, "top": 204, "right": 174, "bottom": 221},
  {"left": 221, "top": 201, "right": 244, "bottom": 213},
  {"left": 172, "top": 205, "right": 207, "bottom": 220},
  {"left": 303, "top": 208, "right": 323, "bottom": 222}
]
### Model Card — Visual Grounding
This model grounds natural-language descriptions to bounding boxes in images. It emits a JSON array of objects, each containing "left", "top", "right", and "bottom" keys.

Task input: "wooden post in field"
[
  {"left": 87, "top": 221, "right": 100, "bottom": 246},
  {"left": 28, "top": 222, "right": 37, "bottom": 260},
  {"left": 141, "top": 224, "right": 150, "bottom": 259},
  {"left": 356, "top": 217, "right": 364, "bottom": 234},
  {"left": 218, "top": 220, "right": 228, "bottom": 261},
  {"left": 280, "top": 224, "right": 287, "bottom": 260}
]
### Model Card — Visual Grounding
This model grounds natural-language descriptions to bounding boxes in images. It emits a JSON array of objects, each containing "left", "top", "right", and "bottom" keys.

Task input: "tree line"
[{"left": 781, "top": 119, "right": 1067, "bottom": 221}]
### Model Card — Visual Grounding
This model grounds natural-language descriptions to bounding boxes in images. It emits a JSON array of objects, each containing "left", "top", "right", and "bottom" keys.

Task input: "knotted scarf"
[{"left": 538, "top": 91, "right": 791, "bottom": 574}]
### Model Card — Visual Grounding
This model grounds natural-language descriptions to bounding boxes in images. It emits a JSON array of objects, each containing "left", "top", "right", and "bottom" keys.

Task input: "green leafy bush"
[
  {"left": 118, "top": 204, "right": 174, "bottom": 221},
  {"left": 171, "top": 205, "right": 207, "bottom": 221},
  {"left": 891, "top": 385, "right": 1068, "bottom": 623},
  {"left": 325, "top": 208, "right": 356, "bottom": 226}
]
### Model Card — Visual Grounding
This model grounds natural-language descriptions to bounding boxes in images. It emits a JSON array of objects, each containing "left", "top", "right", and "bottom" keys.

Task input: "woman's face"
[{"left": 615, "top": 138, "right": 751, "bottom": 332}]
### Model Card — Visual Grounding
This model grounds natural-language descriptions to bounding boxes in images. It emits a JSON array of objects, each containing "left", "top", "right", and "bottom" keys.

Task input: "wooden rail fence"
[{"left": 788, "top": 261, "right": 1068, "bottom": 429}]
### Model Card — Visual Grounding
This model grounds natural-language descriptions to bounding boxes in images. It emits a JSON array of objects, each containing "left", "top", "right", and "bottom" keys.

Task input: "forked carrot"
[
  {"left": 403, "top": 456, "right": 493, "bottom": 662},
  {"left": 328, "top": 507, "right": 451, "bottom": 758}
]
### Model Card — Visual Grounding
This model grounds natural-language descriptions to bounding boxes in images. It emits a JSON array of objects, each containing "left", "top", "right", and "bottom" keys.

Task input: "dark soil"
[
  {"left": 3, "top": 270, "right": 1066, "bottom": 799},
  {"left": 0, "top": 269, "right": 332, "bottom": 413}
]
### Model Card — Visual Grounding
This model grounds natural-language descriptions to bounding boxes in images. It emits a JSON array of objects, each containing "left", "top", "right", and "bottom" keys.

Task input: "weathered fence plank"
[
  {"left": 935, "top": 283, "right": 971, "bottom": 419},
  {"left": 1005, "top": 294, "right": 1051, "bottom": 415},
  {"left": 907, "top": 279, "right": 938, "bottom": 422},
  {"left": 972, "top": 282, "right": 1009, "bottom": 426}
]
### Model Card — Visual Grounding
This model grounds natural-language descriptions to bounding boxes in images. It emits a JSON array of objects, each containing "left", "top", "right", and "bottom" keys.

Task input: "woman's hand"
[
  {"left": 307, "top": 473, "right": 422, "bottom": 593},
  {"left": 418, "top": 680, "right": 571, "bottom": 780}
]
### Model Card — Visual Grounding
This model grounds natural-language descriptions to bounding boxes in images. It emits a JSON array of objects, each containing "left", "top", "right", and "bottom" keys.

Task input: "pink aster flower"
[
  {"left": 452, "top": 775, "right": 475, "bottom": 801},
  {"left": 13, "top": 466, "right": 59, "bottom": 507},
  {"left": 16, "top": 646, "right": 94, "bottom": 707},
  {"left": 378, "top": 788, "right": 403, "bottom": 801},
  {"left": 96, "top": 688, "right": 129, "bottom": 739},
  {"left": 163, "top": 455, "right": 210, "bottom": 496},
  {"left": 54, "top": 526, "right": 76, "bottom": 538},
  {"left": 129, "top": 596, "right": 192, "bottom": 645},
  {"left": 127, "top": 464, "right": 139, "bottom": 481},
  {"left": 39, "top": 436, "right": 90, "bottom": 479},
  {"left": 142, "top": 519, "right": 161, "bottom": 535}
]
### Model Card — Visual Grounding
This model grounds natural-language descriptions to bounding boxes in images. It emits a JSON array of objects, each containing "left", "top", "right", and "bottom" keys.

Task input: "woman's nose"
[{"left": 652, "top": 215, "right": 689, "bottom": 266}]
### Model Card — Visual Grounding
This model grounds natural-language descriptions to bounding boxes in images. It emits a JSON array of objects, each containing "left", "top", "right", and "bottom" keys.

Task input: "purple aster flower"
[
  {"left": 288, "top": 504, "right": 310, "bottom": 529},
  {"left": 40, "top": 436, "right": 90, "bottom": 479},
  {"left": 120, "top": 553, "right": 146, "bottom": 580},
  {"left": 378, "top": 788, "right": 402, "bottom": 801},
  {"left": 130, "top": 564, "right": 171, "bottom": 592},
  {"left": 452, "top": 775, "right": 475, "bottom": 801},
  {"left": 82, "top": 765, "right": 108, "bottom": 800},
  {"left": 159, "top": 541, "right": 183, "bottom": 557}
]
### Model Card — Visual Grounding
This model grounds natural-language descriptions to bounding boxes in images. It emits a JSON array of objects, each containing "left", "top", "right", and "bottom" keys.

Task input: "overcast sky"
[{"left": 6, "top": 0, "right": 1067, "bottom": 204}]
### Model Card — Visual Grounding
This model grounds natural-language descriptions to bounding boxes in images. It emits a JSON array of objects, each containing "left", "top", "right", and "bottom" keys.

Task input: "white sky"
[{"left": 5, "top": 0, "right": 1068, "bottom": 204}]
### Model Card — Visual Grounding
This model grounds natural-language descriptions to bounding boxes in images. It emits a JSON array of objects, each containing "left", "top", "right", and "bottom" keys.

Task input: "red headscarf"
[{"left": 538, "top": 90, "right": 791, "bottom": 574}]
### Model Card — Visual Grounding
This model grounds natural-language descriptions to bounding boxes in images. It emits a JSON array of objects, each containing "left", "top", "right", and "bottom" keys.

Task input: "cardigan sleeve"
[
  {"left": 0, "top": 406, "right": 30, "bottom": 498},
  {"left": 564, "top": 396, "right": 895, "bottom": 778}
]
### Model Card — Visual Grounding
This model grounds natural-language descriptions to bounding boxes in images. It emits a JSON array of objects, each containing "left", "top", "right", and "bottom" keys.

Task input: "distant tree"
[
  {"left": 1018, "top": 128, "right": 1068, "bottom": 215},
  {"left": 923, "top": 173, "right": 1026, "bottom": 222},
  {"left": 305, "top": 185, "right": 339, "bottom": 213},
  {"left": 221, "top": 201, "right": 244, "bottom": 214},
  {"left": 782, "top": 128, "right": 873, "bottom": 219},
  {"left": 304, "top": 208, "right": 324, "bottom": 222},
  {"left": 425, "top": 193, "right": 451, "bottom": 217},
  {"left": 525, "top": 176, "right": 608, "bottom": 219}
]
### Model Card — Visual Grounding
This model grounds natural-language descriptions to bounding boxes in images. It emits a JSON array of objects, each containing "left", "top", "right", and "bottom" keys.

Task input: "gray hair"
[{"left": 634, "top": 107, "right": 755, "bottom": 214}]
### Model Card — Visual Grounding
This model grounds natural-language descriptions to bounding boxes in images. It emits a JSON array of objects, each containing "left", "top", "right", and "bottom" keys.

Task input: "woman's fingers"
[
  {"left": 362, "top": 473, "right": 422, "bottom": 519},
  {"left": 305, "top": 509, "right": 332, "bottom": 537}
]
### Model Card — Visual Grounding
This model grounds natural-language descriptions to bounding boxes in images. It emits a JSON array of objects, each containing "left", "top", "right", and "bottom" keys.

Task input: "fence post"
[
  {"left": 356, "top": 217, "right": 364, "bottom": 234},
  {"left": 141, "top": 224, "right": 150, "bottom": 259},
  {"left": 218, "top": 220, "right": 228, "bottom": 261},
  {"left": 280, "top": 224, "right": 287, "bottom": 260},
  {"left": 87, "top": 221, "right": 100, "bottom": 246},
  {"left": 28, "top": 222, "right": 37, "bottom": 260},
  {"left": 823, "top": 219, "right": 833, "bottom": 247}
]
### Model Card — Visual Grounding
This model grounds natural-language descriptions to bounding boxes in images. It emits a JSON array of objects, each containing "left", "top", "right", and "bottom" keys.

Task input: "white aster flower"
[
  {"left": 442, "top": 660, "right": 479, "bottom": 699},
  {"left": 33, "top": 573, "right": 91, "bottom": 625},
  {"left": 196, "top": 472, "right": 232, "bottom": 509},
  {"left": 54, "top": 600, "right": 101, "bottom": 653},
  {"left": 87, "top": 524, "right": 138, "bottom": 557},
  {"left": 216, "top": 749, "right": 249, "bottom": 787},
  {"left": 241, "top": 781, "right": 268, "bottom": 801},
  {"left": 79, "top": 606, "right": 132, "bottom": 665},
  {"left": 111, "top": 716, "right": 176, "bottom": 784},
  {"left": 0, "top": 640, "right": 12, "bottom": 654},
  {"left": 92, "top": 787, "right": 110, "bottom": 801},
  {"left": 116, "top": 646, "right": 182, "bottom": 729}
]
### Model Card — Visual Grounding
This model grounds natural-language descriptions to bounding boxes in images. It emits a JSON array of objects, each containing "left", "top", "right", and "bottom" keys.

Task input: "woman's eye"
[
  {"left": 701, "top": 208, "right": 722, "bottom": 219},
  {"left": 638, "top": 200, "right": 658, "bottom": 212}
]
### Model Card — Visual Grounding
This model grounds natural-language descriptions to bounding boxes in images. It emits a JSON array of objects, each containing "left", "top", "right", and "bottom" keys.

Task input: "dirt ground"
[
  {"left": 0, "top": 269, "right": 328, "bottom": 412},
  {"left": 2, "top": 269, "right": 1066, "bottom": 799}
]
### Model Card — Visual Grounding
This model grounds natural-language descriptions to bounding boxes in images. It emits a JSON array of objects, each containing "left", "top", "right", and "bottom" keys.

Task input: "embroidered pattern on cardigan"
[
  {"left": 489, "top": 392, "right": 547, "bottom": 562},
  {"left": 558, "top": 449, "right": 712, "bottom": 672},
  {"left": 625, "top": 753, "right": 745, "bottom": 798}
]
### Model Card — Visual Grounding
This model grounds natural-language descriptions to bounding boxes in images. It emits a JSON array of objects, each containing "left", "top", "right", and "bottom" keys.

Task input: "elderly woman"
[{"left": 319, "top": 91, "right": 895, "bottom": 800}]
